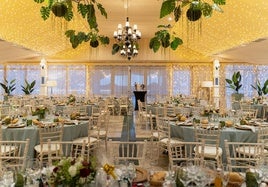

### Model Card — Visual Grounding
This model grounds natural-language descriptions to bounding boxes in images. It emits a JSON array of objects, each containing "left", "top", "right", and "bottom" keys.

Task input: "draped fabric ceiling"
[{"left": 0, "top": 0, "right": 268, "bottom": 64}]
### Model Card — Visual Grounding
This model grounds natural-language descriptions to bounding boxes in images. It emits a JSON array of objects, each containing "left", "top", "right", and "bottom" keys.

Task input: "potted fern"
[
  {"left": 21, "top": 80, "right": 36, "bottom": 95},
  {"left": 0, "top": 78, "right": 16, "bottom": 99},
  {"left": 225, "top": 71, "right": 243, "bottom": 101}
]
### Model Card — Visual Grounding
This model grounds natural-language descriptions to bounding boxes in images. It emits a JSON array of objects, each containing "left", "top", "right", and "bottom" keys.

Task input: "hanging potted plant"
[
  {"left": 21, "top": 80, "right": 36, "bottom": 95},
  {"left": 33, "top": 0, "right": 110, "bottom": 49},
  {"left": 0, "top": 78, "right": 16, "bottom": 100},
  {"left": 225, "top": 71, "right": 243, "bottom": 101}
]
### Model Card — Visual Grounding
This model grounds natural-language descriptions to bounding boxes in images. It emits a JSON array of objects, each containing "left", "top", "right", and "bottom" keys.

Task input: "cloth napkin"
[{"left": 236, "top": 125, "right": 256, "bottom": 132}]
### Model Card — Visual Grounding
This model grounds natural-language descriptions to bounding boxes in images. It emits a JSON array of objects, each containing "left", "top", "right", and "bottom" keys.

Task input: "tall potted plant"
[
  {"left": 251, "top": 79, "right": 268, "bottom": 96},
  {"left": 0, "top": 78, "right": 16, "bottom": 98},
  {"left": 21, "top": 80, "right": 36, "bottom": 95},
  {"left": 225, "top": 71, "right": 243, "bottom": 101}
]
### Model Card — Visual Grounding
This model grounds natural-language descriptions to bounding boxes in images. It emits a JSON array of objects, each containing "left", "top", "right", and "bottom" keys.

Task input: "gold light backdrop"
[{"left": 0, "top": 0, "right": 268, "bottom": 62}]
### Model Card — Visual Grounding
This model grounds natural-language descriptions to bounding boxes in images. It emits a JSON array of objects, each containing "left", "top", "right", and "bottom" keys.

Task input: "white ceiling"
[{"left": 0, "top": 0, "right": 268, "bottom": 64}]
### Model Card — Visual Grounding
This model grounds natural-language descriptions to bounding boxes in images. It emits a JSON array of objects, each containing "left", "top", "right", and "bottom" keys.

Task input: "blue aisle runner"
[{"left": 120, "top": 114, "right": 136, "bottom": 142}]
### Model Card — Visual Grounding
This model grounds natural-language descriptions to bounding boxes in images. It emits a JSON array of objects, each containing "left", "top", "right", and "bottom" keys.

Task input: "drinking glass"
[
  {"left": 204, "top": 161, "right": 216, "bottom": 186},
  {"left": 25, "top": 158, "right": 41, "bottom": 185},
  {"left": 177, "top": 167, "right": 190, "bottom": 187},
  {"left": 3, "top": 170, "right": 14, "bottom": 187},
  {"left": 220, "top": 165, "right": 230, "bottom": 187},
  {"left": 253, "top": 170, "right": 263, "bottom": 186}
]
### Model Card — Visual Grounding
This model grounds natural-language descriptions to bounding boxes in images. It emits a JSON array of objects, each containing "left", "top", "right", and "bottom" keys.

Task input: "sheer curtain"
[
  {"left": 224, "top": 65, "right": 255, "bottom": 108},
  {"left": 6, "top": 64, "right": 40, "bottom": 96},
  {"left": 172, "top": 65, "right": 191, "bottom": 96},
  {"left": 1, "top": 63, "right": 268, "bottom": 111},
  {"left": 47, "top": 65, "right": 67, "bottom": 95}
]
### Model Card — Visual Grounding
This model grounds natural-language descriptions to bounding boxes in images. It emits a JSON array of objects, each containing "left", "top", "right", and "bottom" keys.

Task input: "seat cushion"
[
  {"left": 195, "top": 145, "right": 222, "bottom": 158},
  {"left": 160, "top": 138, "right": 182, "bottom": 144},
  {"left": 1, "top": 145, "right": 17, "bottom": 155},
  {"left": 73, "top": 136, "right": 98, "bottom": 144},
  {"left": 34, "top": 143, "right": 60, "bottom": 153},
  {"left": 235, "top": 146, "right": 265, "bottom": 156}
]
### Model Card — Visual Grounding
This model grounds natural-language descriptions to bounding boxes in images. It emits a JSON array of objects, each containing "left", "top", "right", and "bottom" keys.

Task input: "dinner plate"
[
  {"left": 77, "top": 116, "right": 90, "bottom": 120},
  {"left": 7, "top": 124, "right": 25, "bottom": 128},
  {"left": 234, "top": 125, "right": 254, "bottom": 131},
  {"left": 176, "top": 121, "right": 193, "bottom": 126},
  {"left": 64, "top": 121, "right": 76, "bottom": 125}
]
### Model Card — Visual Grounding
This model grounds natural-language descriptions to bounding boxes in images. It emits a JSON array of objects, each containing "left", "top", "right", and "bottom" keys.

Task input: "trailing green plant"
[
  {"left": 33, "top": 0, "right": 110, "bottom": 48},
  {"left": 251, "top": 79, "right": 268, "bottom": 96},
  {"left": 149, "top": 25, "right": 183, "bottom": 52},
  {"left": 150, "top": 0, "right": 226, "bottom": 52},
  {"left": 225, "top": 71, "right": 242, "bottom": 94},
  {"left": 21, "top": 80, "right": 36, "bottom": 95},
  {"left": 0, "top": 78, "right": 16, "bottom": 96}
]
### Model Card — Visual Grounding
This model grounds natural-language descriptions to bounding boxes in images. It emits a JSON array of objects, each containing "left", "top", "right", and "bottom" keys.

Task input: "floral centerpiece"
[
  {"left": 44, "top": 157, "right": 96, "bottom": 187},
  {"left": 67, "top": 94, "right": 76, "bottom": 105},
  {"left": 32, "top": 105, "right": 48, "bottom": 120},
  {"left": 200, "top": 107, "right": 219, "bottom": 117},
  {"left": 171, "top": 95, "right": 182, "bottom": 104}
]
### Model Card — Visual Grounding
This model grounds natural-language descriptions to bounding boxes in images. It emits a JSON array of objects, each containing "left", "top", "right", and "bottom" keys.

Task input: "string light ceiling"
[{"left": 0, "top": 0, "right": 267, "bottom": 63}]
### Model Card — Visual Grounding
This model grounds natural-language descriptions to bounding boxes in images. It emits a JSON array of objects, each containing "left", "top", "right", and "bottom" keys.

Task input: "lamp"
[
  {"left": 201, "top": 81, "right": 213, "bottom": 105},
  {"left": 113, "top": 17, "right": 141, "bottom": 60}
]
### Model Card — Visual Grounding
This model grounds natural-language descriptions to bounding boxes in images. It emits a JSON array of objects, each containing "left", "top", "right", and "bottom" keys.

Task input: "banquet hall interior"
[{"left": 0, "top": 0, "right": 268, "bottom": 186}]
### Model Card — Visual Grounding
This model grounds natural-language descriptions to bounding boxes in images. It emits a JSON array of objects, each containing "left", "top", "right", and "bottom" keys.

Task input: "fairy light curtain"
[
  {"left": 47, "top": 65, "right": 67, "bottom": 95},
  {"left": 172, "top": 65, "right": 192, "bottom": 96},
  {"left": 191, "top": 64, "right": 213, "bottom": 99},
  {"left": 143, "top": 66, "right": 168, "bottom": 103}
]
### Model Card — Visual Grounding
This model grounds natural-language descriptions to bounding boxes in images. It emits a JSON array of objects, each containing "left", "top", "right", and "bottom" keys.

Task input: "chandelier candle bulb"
[{"left": 113, "top": 16, "right": 141, "bottom": 60}]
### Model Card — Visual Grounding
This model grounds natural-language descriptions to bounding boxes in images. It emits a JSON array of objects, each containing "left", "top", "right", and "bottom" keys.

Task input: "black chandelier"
[{"left": 113, "top": 17, "right": 141, "bottom": 60}]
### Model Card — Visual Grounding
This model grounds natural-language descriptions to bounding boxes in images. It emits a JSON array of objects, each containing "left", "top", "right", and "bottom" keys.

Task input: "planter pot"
[
  {"left": 231, "top": 93, "right": 244, "bottom": 101},
  {"left": 52, "top": 2, "right": 68, "bottom": 17},
  {"left": 186, "top": 7, "right": 202, "bottom": 21}
]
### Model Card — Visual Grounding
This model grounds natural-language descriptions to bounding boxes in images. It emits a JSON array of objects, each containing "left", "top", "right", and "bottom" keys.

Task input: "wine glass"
[
  {"left": 177, "top": 167, "right": 190, "bottom": 187},
  {"left": 25, "top": 158, "right": 41, "bottom": 185},
  {"left": 204, "top": 161, "right": 216, "bottom": 186},
  {"left": 254, "top": 171, "right": 263, "bottom": 186},
  {"left": 220, "top": 165, "right": 230, "bottom": 187},
  {"left": 127, "top": 162, "right": 136, "bottom": 185},
  {"left": 179, "top": 162, "right": 191, "bottom": 186},
  {"left": 3, "top": 170, "right": 14, "bottom": 187}
]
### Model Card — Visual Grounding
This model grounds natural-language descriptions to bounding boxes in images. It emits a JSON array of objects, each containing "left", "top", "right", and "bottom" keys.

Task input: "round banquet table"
[
  {"left": 170, "top": 122, "right": 258, "bottom": 163},
  {"left": 1, "top": 121, "right": 89, "bottom": 159}
]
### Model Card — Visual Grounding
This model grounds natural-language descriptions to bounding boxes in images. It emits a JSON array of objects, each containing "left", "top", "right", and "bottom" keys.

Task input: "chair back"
[
  {"left": 168, "top": 140, "right": 205, "bottom": 169},
  {"left": 241, "top": 108, "right": 258, "bottom": 119},
  {"left": 156, "top": 116, "right": 171, "bottom": 142},
  {"left": 107, "top": 140, "right": 147, "bottom": 166},
  {"left": 47, "top": 139, "right": 87, "bottom": 166},
  {"left": 0, "top": 139, "right": 30, "bottom": 171},
  {"left": 224, "top": 140, "right": 264, "bottom": 172},
  {"left": 257, "top": 126, "right": 268, "bottom": 156},
  {"left": 194, "top": 125, "right": 221, "bottom": 147},
  {"left": 38, "top": 123, "right": 64, "bottom": 146}
]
